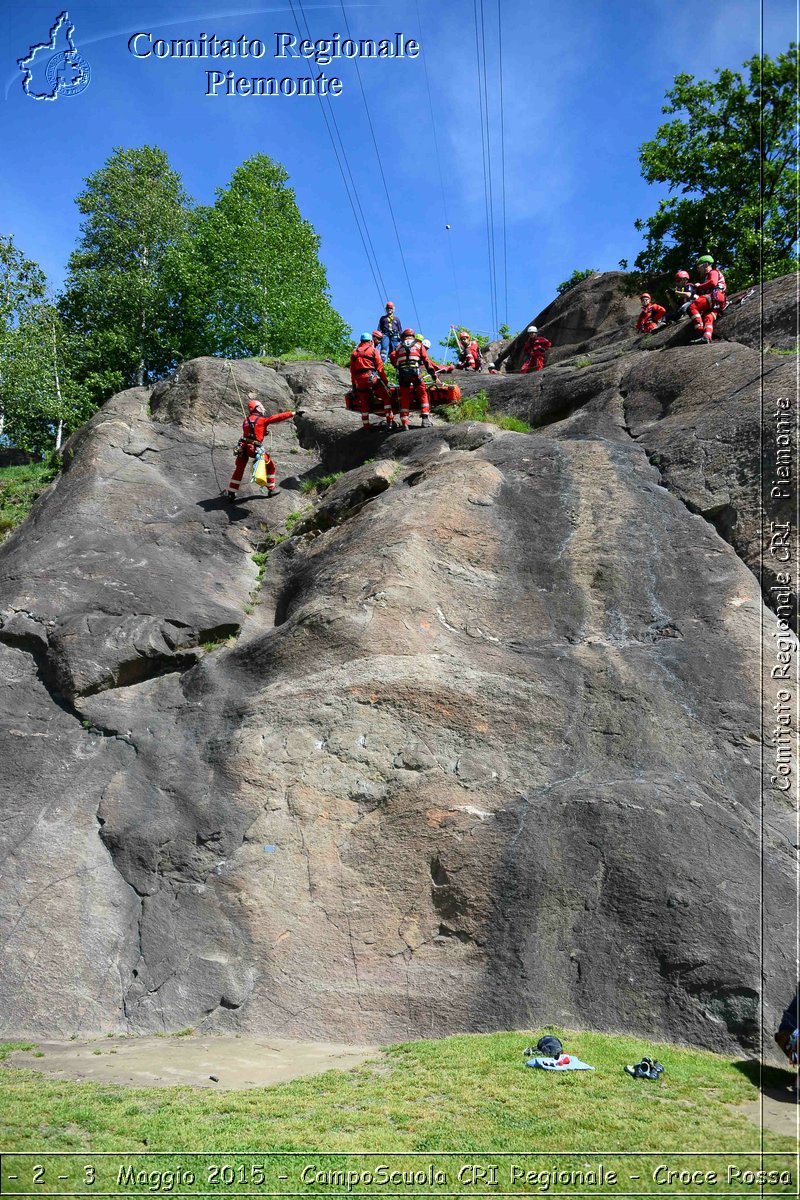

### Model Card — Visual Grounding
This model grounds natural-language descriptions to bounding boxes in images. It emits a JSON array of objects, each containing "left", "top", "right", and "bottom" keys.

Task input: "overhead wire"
[
  {"left": 497, "top": 0, "right": 508, "bottom": 327},
  {"left": 472, "top": 0, "right": 499, "bottom": 338},
  {"left": 413, "top": 0, "right": 463, "bottom": 340},
  {"left": 479, "top": 0, "right": 500, "bottom": 336},
  {"left": 286, "top": 0, "right": 388, "bottom": 306},
  {"left": 336, "top": 0, "right": 421, "bottom": 330}
]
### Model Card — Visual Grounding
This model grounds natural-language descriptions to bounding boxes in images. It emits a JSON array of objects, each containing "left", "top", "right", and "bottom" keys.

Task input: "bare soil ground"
[{"left": 6, "top": 1035, "right": 379, "bottom": 1089}]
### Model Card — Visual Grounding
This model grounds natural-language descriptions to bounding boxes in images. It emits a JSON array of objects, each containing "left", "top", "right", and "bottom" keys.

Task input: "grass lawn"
[
  {"left": 442, "top": 392, "right": 532, "bottom": 433},
  {"left": 0, "top": 462, "right": 56, "bottom": 542},
  {"left": 1, "top": 1031, "right": 796, "bottom": 1195}
]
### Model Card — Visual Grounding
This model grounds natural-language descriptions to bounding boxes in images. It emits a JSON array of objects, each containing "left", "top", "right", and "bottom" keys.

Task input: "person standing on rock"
[
  {"left": 688, "top": 255, "right": 728, "bottom": 344},
  {"left": 636, "top": 293, "right": 666, "bottom": 333},
  {"left": 350, "top": 332, "right": 395, "bottom": 432},
  {"left": 390, "top": 328, "right": 439, "bottom": 429},
  {"left": 226, "top": 396, "right": 294, "bottom": 501},
  {"left": 378, "top": 301, "right": 403, "bottom": 362},
  {"left": 519, "top": 326, "right": 552, "bottom": 373}
]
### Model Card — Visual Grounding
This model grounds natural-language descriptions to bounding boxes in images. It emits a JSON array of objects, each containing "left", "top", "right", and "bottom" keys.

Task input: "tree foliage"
[
  {"left": 556, "top": 268, "right": 597, "bottom": 296},
  {"left": 172, "top": 154, "right": 350, "bottom": 360},
  {"left": 0, "top": 237, "right": 90, "bottom": 454},
  {"left": 59, "top": 145, "right": 192, "bottom": 402},
  {"left": 635, "top": 45, "right": 798, "bottom": 290}
]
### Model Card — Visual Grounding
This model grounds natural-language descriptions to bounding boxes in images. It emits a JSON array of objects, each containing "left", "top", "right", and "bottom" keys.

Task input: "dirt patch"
[
  {"left": 6, "top": 1035, "right": 379, "bottom": 1090},
  {"left": 736, "top": 1086, "right": 798, "bottom": 1139}
]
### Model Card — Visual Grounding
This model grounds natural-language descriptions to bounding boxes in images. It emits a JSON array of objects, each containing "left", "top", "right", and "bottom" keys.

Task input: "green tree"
[
  {"left": 2, "top": 303, "right": 91, "bottom": 454},
  {"left": 439, "top": 327, "right": 490, "bottom": 352},
  {"left": 172, "top": 154, "right": 350, "bottom": 360},
  {"left": 556, "top": 268, "right": 597, "bottom": 296},
  {"left": 634, "top": 46, "right": 799, "bottom": 290},
  {"left": 0, "top": 236, "right": 88, "bottom": 454},
  {"left": 59, "top": 145, "right": 192, "bottom": 403}
]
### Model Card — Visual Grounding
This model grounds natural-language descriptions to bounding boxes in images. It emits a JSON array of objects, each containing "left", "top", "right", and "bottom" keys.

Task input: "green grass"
[
  {"left": 285, "top": 508, "right": 310, "bottom": 531},
  {"left": 256, "top": 349, "right": 352, "bottom": 368},
  {"left": 442, "top": 391, "right": 532, "bottom": 433},
  {"left": 199, "top": 634, "right": 238, "bottom": 653},
  {"left": 574, "top": 357, "right": 593, "bottom": 368},
  {"left": 300, "top": 471, "right": 344, "bottom": 494},
  {"left": 765, "top": 345, "right": 800, "bottom": 355},
  {"left": 0, "top": 1030, "right": 795, "bottom": 1190},
  {"left": 0, "top": 462, "right": 57, "bottom": 541}
]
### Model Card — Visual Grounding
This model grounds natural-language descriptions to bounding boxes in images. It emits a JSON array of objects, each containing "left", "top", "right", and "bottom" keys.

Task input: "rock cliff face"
[{"left": 0, "top": 276, "right": 795, "bottom": 1052}]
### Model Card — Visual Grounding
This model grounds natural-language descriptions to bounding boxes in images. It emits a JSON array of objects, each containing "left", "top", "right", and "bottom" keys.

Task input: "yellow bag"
[{"left": 253, "top": 454, "right": 269, "bottom": 488}]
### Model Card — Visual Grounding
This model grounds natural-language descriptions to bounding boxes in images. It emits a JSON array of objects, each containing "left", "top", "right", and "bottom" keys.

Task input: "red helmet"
[
  {"left": 458, "top": 330, "right": 470, "bottom": 341},
  {"left": 402, "top": 327, "right": 415, "bottom": 338},
  {"left": 385, "top": 300, "right": 395, "bottom": 309},
  {"left": 640, "top": 293, "right": 651, "bottom": 302},
  {"left": 674, "top": 270, "right": 691, "bottom": 281},
  {"left": 372, "top": 330, "right": 382, "bottom": 340},
  {"left": 247, "top": 399, "right": 265, "bottom": 415}
]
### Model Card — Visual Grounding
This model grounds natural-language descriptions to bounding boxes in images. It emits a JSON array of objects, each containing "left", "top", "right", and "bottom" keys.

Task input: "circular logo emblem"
[{"left": 45, "top": 50, "right": 91, "bottom": 97}]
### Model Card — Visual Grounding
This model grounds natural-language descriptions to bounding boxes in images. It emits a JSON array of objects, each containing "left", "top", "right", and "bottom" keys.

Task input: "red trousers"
[
  {"left": 688, "top": 296, "right": 717, "bottom": 341},
  {"left": 520, "top": 352, "right": 545, "bottom": 374},
  {"left": 397, "top": 377, "right": 430, "bottom": 424},
  {"left": 229, "top": 445, "right": 275, "bottom": 493},
  {"left": 354, "top": 378, "right": 393, "bottom": 426}
]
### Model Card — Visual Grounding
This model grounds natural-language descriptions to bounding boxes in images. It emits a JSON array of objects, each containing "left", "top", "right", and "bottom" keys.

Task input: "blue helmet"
[{"left": 360, "top": 331, "right": 372, "bottom": 342}]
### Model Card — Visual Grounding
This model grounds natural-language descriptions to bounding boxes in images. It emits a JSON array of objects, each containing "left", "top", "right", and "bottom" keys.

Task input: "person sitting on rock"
[
  {"left": 226, "top": 395, "right": 294, "bottom": 500},
  {"left": 350, "top": 332, "right": 395, "bottom": 432},
  {"left": 390, "top": 328, "right": 439, "bottom": 429},
  {"left": 519, "top": 326, "right": 552, "bottom": 373},
  {"left": 688, "top": 254, "right": 728, "bottom": 345},
  {"left": 663, "top": 270, "right": 697, "bottom": 323},
  {"left": 636, "top": 293, "right": 666, "bottom": 333},
  {"left": 378, "top": 301, "right": 403, "bottom": 362},
  {"left": 454, "top": 330, "right": 482, "bottom": 371}
]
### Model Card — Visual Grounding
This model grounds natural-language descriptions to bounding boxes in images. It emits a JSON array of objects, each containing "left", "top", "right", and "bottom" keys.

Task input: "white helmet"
[
  {"left": 527, "top": 325, "right": 537, "bottom": 333},
  {"left": 422, "top": 339, "right": 431, "bottom": 348}
]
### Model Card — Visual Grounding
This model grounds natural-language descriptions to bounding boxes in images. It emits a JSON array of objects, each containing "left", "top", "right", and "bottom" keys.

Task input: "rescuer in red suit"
[
  {"left": 350, "top": 332, "right": 395, "bottom": 430},
  {"left": 390, "top": 329, "right": 439, "bottom": 429},
  {"left": 454, "top": 330, "right": 482, "bottom": 371},
  {"left": 688, "top": 255, "right": 728, "bottom": 344},
  {"left": 226, "top": 396, "right": 294, "bottom": 500},
  {"left": 636, "top": 294, "right": 667, "bottom": 333},
  {"left": 519, "top": 325, "right": 552, "bottom": 373}
]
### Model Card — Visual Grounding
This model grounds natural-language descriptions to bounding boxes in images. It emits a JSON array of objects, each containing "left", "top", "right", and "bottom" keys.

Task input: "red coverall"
[
  {"left": 688, "top": 269, "right": 727, "bottom": 342},
  {"left": 636, "top": 303, "right": 666, "bottom": 334},
  {"left": 228, "top": 410, "right": 294, "bottom": 496},
  {"left": 455, "top": 338, "right": 481, "bottom": 370},
  {"left": 349, "top": 341, "right": 394, "bottom": 428},
  {"left": 520, "top": 334, "right": 552, "bottom": 373},
  {"left": 390, "top": 341, "right": 439, "bottom": 426}
]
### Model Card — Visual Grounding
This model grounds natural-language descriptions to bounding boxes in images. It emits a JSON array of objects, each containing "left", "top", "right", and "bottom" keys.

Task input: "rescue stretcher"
[{"left": 344, "top": 382, "right": 462, "bottom": 414}]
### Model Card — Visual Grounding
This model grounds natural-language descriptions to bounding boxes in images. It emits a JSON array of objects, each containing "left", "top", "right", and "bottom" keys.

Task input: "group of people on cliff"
[
  {"left": 636, "top": 255, "right": 727, "bottom": 343},
  {"left": 348, "top": 300, "right": 555, "bottom": 432},
  {"left": 225, "top": 254, "right": 730, "bottom": 496}
]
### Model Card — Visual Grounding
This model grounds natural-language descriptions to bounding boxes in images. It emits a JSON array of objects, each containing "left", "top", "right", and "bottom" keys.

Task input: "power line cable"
[
  {"left": 337, "top": 0, "right": 421, "bottom": 330},
  {"left": 413, "top": 0, "right": 463, "bottom": 338},
  {"left": 472, "top": 0, "right": 498, "bottom": 337},
  {"left": 286, "top": 0, "right": 387, "bottom": 306},
  {"left": 497, "top": 0, "right": 508, "bottom": 327},
  {"left": 479, "top": 0, "right": 500, "bottom": 335}
]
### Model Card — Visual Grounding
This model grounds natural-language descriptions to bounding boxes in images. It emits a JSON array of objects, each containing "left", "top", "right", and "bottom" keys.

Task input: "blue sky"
[{"left": 2, "top": 0, "right": 796, "bottom": 346}]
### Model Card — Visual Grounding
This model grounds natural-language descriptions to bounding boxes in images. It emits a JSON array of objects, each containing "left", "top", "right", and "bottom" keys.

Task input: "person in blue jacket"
[
  {"left": 378, "top": 301, "right": 403, "bottom": 362},
  {"left": 775, "top": 988, "right": 798, "bottom": 1072}
]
